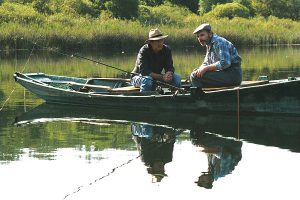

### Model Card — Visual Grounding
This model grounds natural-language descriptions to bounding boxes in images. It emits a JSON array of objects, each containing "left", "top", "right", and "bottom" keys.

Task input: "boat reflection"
[
  {"left": 190, "top": 130, "right": 242, "bottom": 189},
  {"left": 14, "top": 103, "right": 300, "bottom": 153},
  {"left": 131, "top": 123, "right": 180, "bottom": 182}
]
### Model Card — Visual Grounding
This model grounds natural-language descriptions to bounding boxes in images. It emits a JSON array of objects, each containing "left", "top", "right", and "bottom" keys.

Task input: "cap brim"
[
  {"left": 146, "top": 35, "right": 168, "bottom": 43},
  {"left": 193, "top": 26, "right": 211, "bottom": 34},
  {"left": 193, "top": 27, "right": 203, "bottom": 34}
]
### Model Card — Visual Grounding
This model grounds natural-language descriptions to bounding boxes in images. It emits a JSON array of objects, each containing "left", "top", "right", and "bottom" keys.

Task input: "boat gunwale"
[{"left": 14, "top": 72, "right": 300, "bottom": 98}]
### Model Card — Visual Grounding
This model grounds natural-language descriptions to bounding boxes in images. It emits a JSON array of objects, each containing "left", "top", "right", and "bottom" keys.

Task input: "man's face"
[
  {"left": 150, "top": 39, "right": 164, "bottom": 52},
  {"left": 196, "top": 31, "right": 211, "bottom": 46}
]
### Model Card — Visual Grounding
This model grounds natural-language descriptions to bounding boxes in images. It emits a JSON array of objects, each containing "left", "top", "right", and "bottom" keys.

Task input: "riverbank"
[{"left": 0, "top": 15, "right": 299, "bottom": 51}]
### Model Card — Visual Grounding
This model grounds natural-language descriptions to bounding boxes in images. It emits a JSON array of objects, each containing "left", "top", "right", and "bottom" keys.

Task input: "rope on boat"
[{"left": 0, "top": 44, "right": 36, "bottom": 112}]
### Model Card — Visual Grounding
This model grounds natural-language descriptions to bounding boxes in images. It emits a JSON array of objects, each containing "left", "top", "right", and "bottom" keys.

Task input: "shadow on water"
[{"left": 13, "top": 103, "right": 300, "bottom": 153}]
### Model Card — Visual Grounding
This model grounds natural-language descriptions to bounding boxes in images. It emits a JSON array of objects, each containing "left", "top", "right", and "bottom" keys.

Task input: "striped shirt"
[{"left": 202, "top": 34, "right": 242, "bottom": 70}]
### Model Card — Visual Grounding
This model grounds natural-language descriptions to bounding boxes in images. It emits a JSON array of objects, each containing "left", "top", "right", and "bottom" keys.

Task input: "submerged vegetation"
[{"left": 0, "top": 0, "right": 299, "bottom": 50}]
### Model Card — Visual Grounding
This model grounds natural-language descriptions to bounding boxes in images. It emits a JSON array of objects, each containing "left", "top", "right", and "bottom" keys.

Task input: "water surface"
[{"left": 0, "top": 46, "right": 300, "bottom": 200}]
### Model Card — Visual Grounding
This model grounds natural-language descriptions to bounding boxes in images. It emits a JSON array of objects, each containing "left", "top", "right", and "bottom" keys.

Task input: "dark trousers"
[{"left": 190, "top": 64, "right": 242, "bottom": 88}]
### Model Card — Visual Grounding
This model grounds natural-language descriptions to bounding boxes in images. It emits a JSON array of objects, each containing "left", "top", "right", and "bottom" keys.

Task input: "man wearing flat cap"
[
  {"left": 190, "top": 23, "right": 242, "bottom": 88},
  {"left": 131, "top": 28, "right": 181, "bottom": 92}
]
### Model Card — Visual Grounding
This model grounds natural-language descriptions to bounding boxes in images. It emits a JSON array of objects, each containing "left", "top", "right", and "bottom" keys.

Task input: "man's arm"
[
  {"left": 136, "top": 46, "right": 152, "bottom": 76},
  {"left": 211, "top": 42, "right": 232, "bottom": 70}
]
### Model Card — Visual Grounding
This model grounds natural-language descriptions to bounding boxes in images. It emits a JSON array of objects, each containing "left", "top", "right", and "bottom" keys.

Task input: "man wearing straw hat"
[
  {"left": 190, "top": 23, "right": 242, "bottom": 88},
  {"left": 131, "top": 28, "right": 181, "bottom": 92}
]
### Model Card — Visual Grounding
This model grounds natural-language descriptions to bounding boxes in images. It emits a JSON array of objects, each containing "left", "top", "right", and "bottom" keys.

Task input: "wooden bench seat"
[
  {"left": 109, "top": 85, "right": 140, "bottom": 93},
  {"left": 202, "top": 80, "right": 269, "bottom": 91}
]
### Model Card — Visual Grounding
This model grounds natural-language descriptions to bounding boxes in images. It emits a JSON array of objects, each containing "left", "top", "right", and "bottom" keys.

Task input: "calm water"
[{"left": 1, "top": 46, "right": 300, "bottom": 200}]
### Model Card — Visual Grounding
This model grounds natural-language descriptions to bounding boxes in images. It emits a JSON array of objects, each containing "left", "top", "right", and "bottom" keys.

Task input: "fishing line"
[
  {"left": 0, "top": 44, "right": 36, "bottom": 112},
  {"left": 63, "top": 126, "right": 180, "bottom": 199},
  {"left": 63, "top": 153, "right": 142, "bottom": 200},
  {"left": 22, "top": 38, "right": 186, "bottom": 93}
]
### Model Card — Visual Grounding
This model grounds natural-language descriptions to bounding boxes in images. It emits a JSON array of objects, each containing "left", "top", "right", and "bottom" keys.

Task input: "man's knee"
[
  {"left": 190, "top": 72, "right": 202, "bottom": 87},
  {"left": 173, "top": 73, "right": 182, "bottom": 87},
  {"left": 141, "top": 76, "right": 154, "bottom": 91}
]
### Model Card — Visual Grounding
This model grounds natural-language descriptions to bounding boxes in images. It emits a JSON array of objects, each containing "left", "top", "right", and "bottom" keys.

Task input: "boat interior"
[{"left": 15, "top": 72, "right": 275, "bottom": 94}]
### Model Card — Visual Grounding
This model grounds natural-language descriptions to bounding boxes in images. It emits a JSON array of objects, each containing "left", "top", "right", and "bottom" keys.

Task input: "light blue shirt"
[{"left": 202, "top": 34, "right": 242, "bottom": 70}]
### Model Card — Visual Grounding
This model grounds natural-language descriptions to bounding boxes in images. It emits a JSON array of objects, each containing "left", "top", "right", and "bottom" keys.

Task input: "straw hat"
[{"left": 146, "top": 28, "right": 168, "bottom": 42}]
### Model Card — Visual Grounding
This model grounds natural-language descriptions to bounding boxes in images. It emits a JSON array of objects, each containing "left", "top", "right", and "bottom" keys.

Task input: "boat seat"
[
  {"left": 109, "top": 85, "right": 140, "bottom": 93},
  {"left": 202, "top": 80, "right": 269, "bottom": 91}
]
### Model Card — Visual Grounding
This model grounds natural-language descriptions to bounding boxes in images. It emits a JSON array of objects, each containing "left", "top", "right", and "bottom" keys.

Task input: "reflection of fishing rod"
[{"left": 23, "top": 38, "right": 186, "bottom": 93}]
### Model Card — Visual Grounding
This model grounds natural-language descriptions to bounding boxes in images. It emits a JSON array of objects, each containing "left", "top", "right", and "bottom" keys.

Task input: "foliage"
[
  {"left": 250, "top": 0, "right": 300, "bottom": 20},
  {"left": 206, "top": 2, "right": 250, "bottom": 19},
  {"left": 166, "top": 0, "right": 199, "bottom": 13},
  {"left": 138, "top": 3, "right": 195, "bottom": 25},
  {"left": 0, "top": 2, "right": 44, "bottom": 24},
  {"left": 60, "top": 0, "right": 97, "bottom": 17},
  {"left": 140, "top": 0, "right": 164, "bottom": 6},
  {"left": 4, "top": 0, "right": 33, "bottom": 3},
  {"left": 198, "top": 0, "right": 231, "bottom": 16},
  {"left": 0, "top": 0, "right": 299, "bottom": 50},
  {"left": 233, "top": 0, "right": 254, "bottom": 16},
  {"left": 32, "top": 0, "right": 52, "bottom": 15},
  {"left": 105, "top": 0, "right": 139, "bottom": 19}
]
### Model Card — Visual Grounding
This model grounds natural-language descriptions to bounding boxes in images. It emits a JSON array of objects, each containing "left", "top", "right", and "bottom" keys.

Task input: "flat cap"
[{"left": 193, "top": 23, "right": 211, "bottom": 34}]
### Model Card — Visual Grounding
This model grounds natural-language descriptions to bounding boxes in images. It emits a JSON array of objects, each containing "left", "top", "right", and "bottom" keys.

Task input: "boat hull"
[{"left": 14, "top": 73, "right": 300, "bottom": 114}]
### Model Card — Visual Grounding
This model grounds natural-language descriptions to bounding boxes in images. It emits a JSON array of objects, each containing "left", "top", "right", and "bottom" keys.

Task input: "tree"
[
  {"left": 105, "top": 0, "right": 139, "bottom": 19},
  {"left": 251, "top": 0, "right": 300, "bottom": 20},
  {"left": 32, "top": 0, "right": 52, "bottom": 15},
  {"left": 140, "top": 0, "right": 164, "bottom": 6},
  {"left": 207, "top": 2, "right": 250, "bottom": 19},
  {"left": 166, "top": 0, "right": 199, "bottom": 13},
  {"left": 233, "top": 0, "right": 255, "bottom": 16},
  {"left": 4, "top": 0, "right": 33, "bottom": 3},
  {"left": 198, "top": 0, "right": 231, "bottom": 15}
]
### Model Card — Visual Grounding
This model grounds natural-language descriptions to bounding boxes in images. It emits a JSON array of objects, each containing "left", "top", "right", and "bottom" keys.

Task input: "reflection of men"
[
  {"left": 190, "top": 130, "right": 242, "bottom": 189},
  {"left": 131, "top": 123, "right": 177, "bottom": 182}
]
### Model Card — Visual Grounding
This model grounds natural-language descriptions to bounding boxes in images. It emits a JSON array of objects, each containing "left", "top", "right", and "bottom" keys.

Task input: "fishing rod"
[
  {"left": 23, "top": 38, "right": 187, "bottom": 93},
  {"left": 71, "top": 54, "right": 187, "bottom": 93}
]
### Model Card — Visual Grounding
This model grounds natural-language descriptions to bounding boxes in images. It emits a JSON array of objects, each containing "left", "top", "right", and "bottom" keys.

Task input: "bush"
[
  {"left": 105, "top": 0, "right": 139, "bottom": 19},
  {"left": 138, "top": 3, "right": 195, "bottom": 25},
  {"left": 198, "top": 0, "right": 231, "bottom": 16},
  {"left": 32, "top": 0, "right": 52, "bottom": 15},
  {"left": 0, "top": 2, "right": 45, "bottom": 24},
  {"left": 251, "top": 0, "right": 300, "bottom": 20},
  {"left": 140, "top": 0, "right": 164, "bottom": 6},
  {"left": 60, "top": 0, "right": 97, "bottom": 17},
  {"left": 206, "top": 2, "right": 250, "bottom": 19},
  {"left": 166, "top": 0, "right": 199, "bottom": 13}
]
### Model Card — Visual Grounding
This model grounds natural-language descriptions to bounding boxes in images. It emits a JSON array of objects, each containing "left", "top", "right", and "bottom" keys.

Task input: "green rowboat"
[{"left": 13, "top": 72, "right": 300, "bottom": 114}]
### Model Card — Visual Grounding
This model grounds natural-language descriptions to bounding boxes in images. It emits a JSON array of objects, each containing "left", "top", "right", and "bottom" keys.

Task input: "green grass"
[{"left": 0, "top": 15, "right": 299, "bottom": 51}]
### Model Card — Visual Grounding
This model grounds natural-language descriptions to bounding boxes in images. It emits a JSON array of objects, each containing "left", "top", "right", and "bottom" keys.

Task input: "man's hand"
[
  {"left": 163, "top": 71, "right": 173, "bottom": 82},
  {"left": 192, "top": 65, "right": 208, "bottom": 78}
]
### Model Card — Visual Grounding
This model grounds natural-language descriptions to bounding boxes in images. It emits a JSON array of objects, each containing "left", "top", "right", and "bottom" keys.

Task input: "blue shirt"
[{"left": 202, "top": 34, "right": 242, "bottom": 70}]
